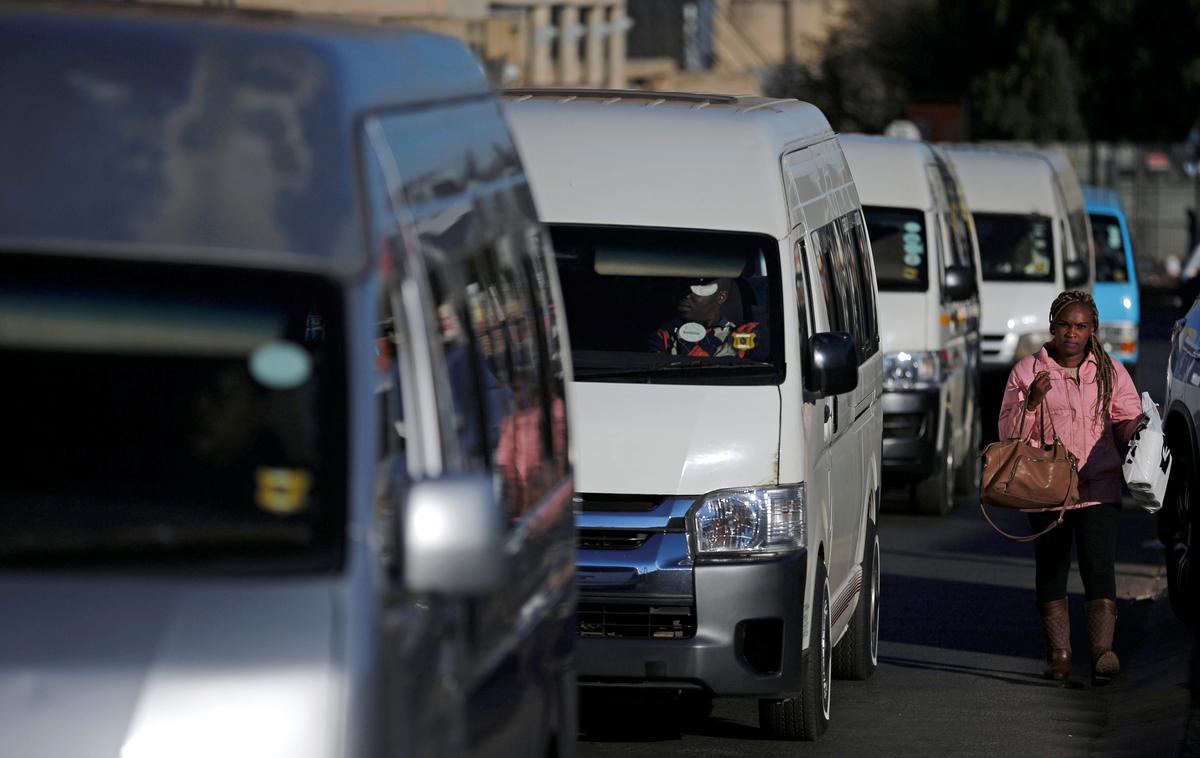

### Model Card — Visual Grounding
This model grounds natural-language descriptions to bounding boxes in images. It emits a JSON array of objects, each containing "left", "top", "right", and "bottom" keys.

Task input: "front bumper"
[
  {"left": 881, "top": 388, "right": 940, "bottom": 481},
  {"left": 577, "top": 548, "right": 809, "bottom": 696}
]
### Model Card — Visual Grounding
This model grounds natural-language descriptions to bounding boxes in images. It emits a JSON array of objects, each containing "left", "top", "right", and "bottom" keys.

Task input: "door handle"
[{"left": 824, "top": 402, "right": 832, "bottom": 423}]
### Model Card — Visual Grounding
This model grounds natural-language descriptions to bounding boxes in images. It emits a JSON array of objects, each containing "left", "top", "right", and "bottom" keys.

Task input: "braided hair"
[{"left": 1048, "top": 290, "right": 1114, "bottom": 420}]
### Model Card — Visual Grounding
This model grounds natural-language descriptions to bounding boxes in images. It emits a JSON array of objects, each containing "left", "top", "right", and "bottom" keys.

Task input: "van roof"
[
  {"left": 840, "top": 134, "right": 936, "bottom": 211},
  {"left": 941, "top": 145, "right": 1061, "bottom": 216},
  {"left": 1083, "top": 185, "right": 1126, "bottom": 216},
  {"left": 503, "top": 90, "right": 835, "bottom": 236},
  {"left": 0, "top": 2, "right": 491, "bottom": 273}
]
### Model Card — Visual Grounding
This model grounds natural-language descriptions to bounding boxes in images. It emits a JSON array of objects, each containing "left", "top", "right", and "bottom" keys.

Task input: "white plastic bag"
[{"left": 1122, "top": 391, "right": 1171, "bottom": 514}]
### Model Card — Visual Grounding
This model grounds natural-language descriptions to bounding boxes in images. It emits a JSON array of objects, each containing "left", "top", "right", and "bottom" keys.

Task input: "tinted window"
[
  {"left": 845, "top": 215, "right": 879, "bottom": 359},
  {"left": 0, "top": 256, "right": 345, "bottom": 569},
  {"left": 974, "top": 212, "right": 1054, "bottom": 282},
  {"left": 463, "top": 245, "right": 554, "bottom": 517},
  {"left": 551, "top": 225, "right": 782, "bottom": 385},
  {"left": 864, "top": 206, "right": 928, "bottom": 291},
  {"left": 1090, "top": 213, "right": 1130, "bottom": 283}
]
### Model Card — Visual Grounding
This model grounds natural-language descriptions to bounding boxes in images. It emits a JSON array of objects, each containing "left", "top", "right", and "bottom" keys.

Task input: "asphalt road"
[{"left": 576, "top": 296, "right": 1197, "bottom": 758}]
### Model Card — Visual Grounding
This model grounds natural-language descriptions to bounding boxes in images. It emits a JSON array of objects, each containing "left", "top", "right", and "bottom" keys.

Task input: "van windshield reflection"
[
  {"left": 549, "top": 225, "right": 782, "bottom": 385},
  {"left": 0, "top": 257, "right": 345, "bottom": 570},
  {"left": 974, "top": 212, "right": 1055, "bottom": 282}
]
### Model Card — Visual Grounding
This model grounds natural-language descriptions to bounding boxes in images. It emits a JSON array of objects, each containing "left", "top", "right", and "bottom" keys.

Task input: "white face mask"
[{"left": 690, "top": 282, "right": 719, "bottom": 297}]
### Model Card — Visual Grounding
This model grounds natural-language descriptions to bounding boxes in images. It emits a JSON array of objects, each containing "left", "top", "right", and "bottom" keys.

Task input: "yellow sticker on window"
[
  {"left": 255, "top": 467, "right": 314, "bottom": 515},
  {"left": 732, "top": 331, "right": 756, "bottom": 351}
]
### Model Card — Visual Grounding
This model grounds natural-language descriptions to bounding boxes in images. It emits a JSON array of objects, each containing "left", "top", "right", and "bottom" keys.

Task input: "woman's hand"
[{"left": 1026, "top": 371, "right": 1052, "bottom": 410}]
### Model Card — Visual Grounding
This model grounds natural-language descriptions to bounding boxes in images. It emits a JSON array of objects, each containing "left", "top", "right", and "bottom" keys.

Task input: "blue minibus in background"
[{"left": 1085, "top": 186, "right": 1140, "bottom": 375}]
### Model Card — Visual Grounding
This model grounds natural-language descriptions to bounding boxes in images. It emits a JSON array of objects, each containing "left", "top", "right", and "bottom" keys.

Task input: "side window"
[
  {"left": 846, "top": 214, "right": 879, "bottom": 359},
  {"left": 463, "top": 243, "right": 555, "bottom": 519},
  {"left": 835, "top": 212, "right": 878, "bottom": 362},
  {"left": 811, "top": 225, "right": 846, "bottom": 334},
  {"left": 794, "top": 237, "right": 814, "bottom": 388},
  {"left": 521, "top": 232, "right": 570, "bottom": 474}
]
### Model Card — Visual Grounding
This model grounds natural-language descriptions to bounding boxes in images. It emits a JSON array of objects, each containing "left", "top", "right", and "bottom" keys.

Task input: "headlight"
[
  {"left": 1014, "top": 331, "right": 1050, "bottom": 360},
  {"left": 882, "top": 350, "right": 947, "bottom": 390},
  {"left": 1097, "top": 322, "right": 1138, "bottom": 356},
  {"left": 687, "top": 484, "right": 806, "bottom": 557}
]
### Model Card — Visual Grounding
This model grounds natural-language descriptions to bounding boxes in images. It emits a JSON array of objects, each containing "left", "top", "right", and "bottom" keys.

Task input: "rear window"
[
  {"left": 863, "top": 206, "right": 928, "bottom": 291},
  {"left": 0, "top": 255, "right": 346, "bottom": 571}
]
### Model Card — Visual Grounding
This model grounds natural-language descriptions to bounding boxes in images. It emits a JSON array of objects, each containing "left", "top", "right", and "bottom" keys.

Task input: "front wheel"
[
  {"left": 954, "top": 414, "right": 982, "bottom": 496},
  {"left": 1161, "top": 429, "right": 1197, "bottom": 623},
  {"left": 833, "top": 519, "right": 880, "bottom": 680},
  {"left": 914, "top": 428, "right": 954, "bottom": 516},
  {"left": 759, "top": 562, "right": 831, "bottom": 741}
]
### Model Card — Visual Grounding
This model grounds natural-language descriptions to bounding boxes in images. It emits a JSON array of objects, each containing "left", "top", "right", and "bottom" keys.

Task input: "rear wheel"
[
  {"left": 759, "top": 562, "right": 830, "bottom": 741},
  {"left": 833, "top": 519, "right": 880, "bottom": 680}
]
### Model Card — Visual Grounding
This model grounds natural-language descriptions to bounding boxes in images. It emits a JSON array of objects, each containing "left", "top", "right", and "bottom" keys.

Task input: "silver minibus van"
[{"left": 0, "top": 6, "right": 575, "bottom": 758}]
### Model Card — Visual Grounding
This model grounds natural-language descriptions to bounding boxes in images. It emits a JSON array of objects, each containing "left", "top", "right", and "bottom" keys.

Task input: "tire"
[
  {"left": 759, "top": 562, "right": 831, "bottom": 741},
  {"left": 833, "top": 519, "right": 880, "bottom": 680},
  {"left": 1161, "top": 430, "right": 1197, "bottom": 624},
  {"left": 914, "top": 427, "right": 954, "bottom": 516},
  {"left": 954, "top": 414, "right": 982, "bottom": 496}
]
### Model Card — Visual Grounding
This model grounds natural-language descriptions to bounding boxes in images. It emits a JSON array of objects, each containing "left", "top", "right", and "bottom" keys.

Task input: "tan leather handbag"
[{"left": 980, "top": 402, "right": 1080, "bottom": 542}]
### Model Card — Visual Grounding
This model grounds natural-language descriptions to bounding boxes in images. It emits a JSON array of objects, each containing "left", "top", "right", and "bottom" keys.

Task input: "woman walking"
[{"left": 997, "top": 291, "right": 1145, "bottom": 683}]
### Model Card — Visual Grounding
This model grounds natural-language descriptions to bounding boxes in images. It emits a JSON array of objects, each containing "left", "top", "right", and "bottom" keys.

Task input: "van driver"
[{"left": 648, "top": 277, "right": 765, "bottom": 359}]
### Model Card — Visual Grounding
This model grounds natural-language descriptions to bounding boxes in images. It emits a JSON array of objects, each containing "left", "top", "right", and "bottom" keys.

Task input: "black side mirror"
[
  {"left": 943, "top": 265, "right": 977, "bottom": 301},
  {"left": 1064, "top": 259, "right": 1089, "bottom": 288},
  {"left": 807, "top": 331, "right": 858, "bottom": 396}
]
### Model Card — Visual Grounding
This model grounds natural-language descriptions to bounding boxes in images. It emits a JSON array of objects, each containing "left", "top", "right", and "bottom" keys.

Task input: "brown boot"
[
  {"left": 1038, "top": 599, "right": 1072, "bottom": 681},
  {"left": 1086, "top": 598, "right": 1120, "bottom": 683}
]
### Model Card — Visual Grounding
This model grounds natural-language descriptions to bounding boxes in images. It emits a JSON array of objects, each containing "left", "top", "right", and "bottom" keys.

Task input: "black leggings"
[{"left": 1027, "top": 503, "right": 1121, "bottom": 604}]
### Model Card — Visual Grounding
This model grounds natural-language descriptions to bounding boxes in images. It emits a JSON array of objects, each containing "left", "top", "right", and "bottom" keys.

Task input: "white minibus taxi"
[
  {"left": 506, "top": 90, "right": 882, "bottom": 741},
  {"left": 0, "top": 8, "right": 576, "bottom": 758},
  {"left": 942, "top": 146, "right": 1092, "bottom": 370},
  {"left": 841, "top": 134, "right": 983, "bottom": 516}
]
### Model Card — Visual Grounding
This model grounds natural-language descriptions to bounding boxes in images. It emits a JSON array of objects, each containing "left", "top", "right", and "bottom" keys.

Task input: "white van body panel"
[
  {"left": 572, "top": 383, "right": 780, "bottom": 495},
  {"left": 0, "top": 579, "right": 338, "bottom": 758},
  {"left": 877, "top": 291, "right": 932, "bottom": 352},
  {"left": 506, "top": 96, "right": 833, "bottom": 235}
]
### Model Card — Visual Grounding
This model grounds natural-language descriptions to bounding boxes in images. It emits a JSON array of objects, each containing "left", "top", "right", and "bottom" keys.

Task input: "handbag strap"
[
  {"left": 1014, "top": 356, "right": 1065, "bottom": 445},
  {"left": 979, "top": 500, "right": 1066, "bottom": 542}
]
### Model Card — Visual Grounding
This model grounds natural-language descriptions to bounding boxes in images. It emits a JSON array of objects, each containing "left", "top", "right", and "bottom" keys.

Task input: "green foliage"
[{"left": 764, "top": 0, "right": 1200, "bottom": 141}]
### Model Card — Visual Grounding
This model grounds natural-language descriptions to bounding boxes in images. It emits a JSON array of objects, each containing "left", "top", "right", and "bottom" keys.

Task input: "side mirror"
[
  {"left": 1064, "top": 259, "right": 1089, "bottom": 288},
  {"left": 807, "top": 331, "right": 858, "bottom": 396},
  {"left": 404, "top": 472, "right": 505, "bottom": 597},
  {"left": 943, "top": 264, "right": 977, "bottom": 301}
]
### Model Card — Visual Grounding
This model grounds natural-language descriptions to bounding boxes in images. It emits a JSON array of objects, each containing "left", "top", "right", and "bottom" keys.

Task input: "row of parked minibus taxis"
[{"left": 0, "top": 5, "right": 1141, "bottom": 757}]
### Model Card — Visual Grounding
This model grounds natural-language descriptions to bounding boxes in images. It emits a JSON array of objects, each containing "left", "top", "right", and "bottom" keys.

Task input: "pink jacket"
[{"left": 997, "top": 345, "right": 1143, "bottom": 508}]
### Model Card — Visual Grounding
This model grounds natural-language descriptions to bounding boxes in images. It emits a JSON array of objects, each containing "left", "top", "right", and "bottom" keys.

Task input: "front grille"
[
  {"left": 577, "top": 529, "right": 652, "bottom": 550},
  {"left": 575, "top": 494, "right": 662, "bottom": 512},
  {"left": 578, "top": 599, "right": 696, "bottom": 639},
  {"left": 883, "top": 412, "right": 924, "bottom": 439},
  {"left": 982, "top": 333, "right": 1007, "bottom": 342}
]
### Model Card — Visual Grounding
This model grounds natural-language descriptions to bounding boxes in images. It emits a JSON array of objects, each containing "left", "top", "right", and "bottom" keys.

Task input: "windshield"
[
  {"left": 0, "top": 256, "right": 345, "bottom": 570},
  {"left": 974, "top": 212, "right": 1054, "bottom": 282},
  {"left": 1090, "top": 213, "right": 1130, "bottom": 283},
  {"left": 549, "top": 225, "right": 783, "bottom": 384},
  {"left": 863, "top": 206, "right": 929, "bottom": 291}
]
